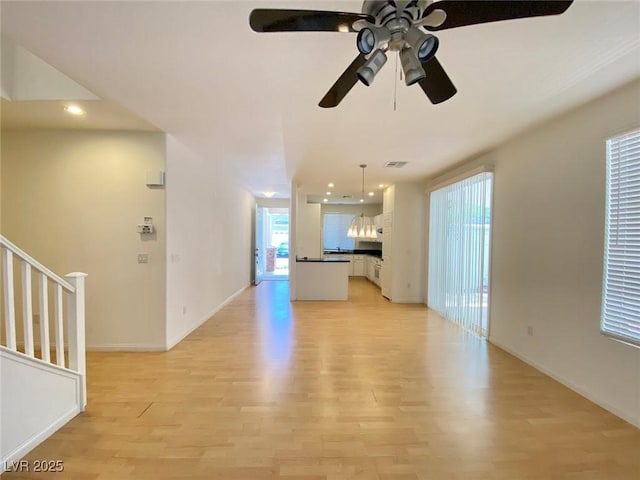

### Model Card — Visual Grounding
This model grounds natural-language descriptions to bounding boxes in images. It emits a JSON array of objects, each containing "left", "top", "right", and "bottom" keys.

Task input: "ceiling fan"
[{"left": 249, "top": 0, "right": 573, "bottom": 108}]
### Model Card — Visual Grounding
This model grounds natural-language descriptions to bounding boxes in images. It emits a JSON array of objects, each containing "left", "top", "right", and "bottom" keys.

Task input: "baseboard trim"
[
  {"left": 166, "top": 284, "right": 249, "bottom": 351},
  {"left": 1, "top": 405, "right": 80, "bottom": 472},
  {"left": 488, "top": 337, "right": 639, "bottom": 428},
  {"left": 86, "top": 344, "right": 167, "bottom": 352}
]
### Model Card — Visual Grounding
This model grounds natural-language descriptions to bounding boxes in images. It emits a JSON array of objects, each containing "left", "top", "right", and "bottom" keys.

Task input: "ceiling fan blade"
[
  {"left": 422, "top": 1, "right": 573, "bottom": 31},
  {"left": 418, "top": 57, "right": 457, "bottom": 104},
  {"left": 250, "top": 9, "right": 374, "bottom": 33},
  {"left": 319, "top": 54, "right": 367, "bottom": 108}
]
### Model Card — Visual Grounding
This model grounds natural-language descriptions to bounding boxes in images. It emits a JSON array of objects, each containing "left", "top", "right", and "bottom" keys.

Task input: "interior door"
[{"left": 253, "top": 204, "right": 265, "bottom": 285}]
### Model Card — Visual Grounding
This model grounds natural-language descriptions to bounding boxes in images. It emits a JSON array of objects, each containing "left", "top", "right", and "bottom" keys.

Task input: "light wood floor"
[{"left": 3, "top": 278, "right": 639, "bottom": 480}]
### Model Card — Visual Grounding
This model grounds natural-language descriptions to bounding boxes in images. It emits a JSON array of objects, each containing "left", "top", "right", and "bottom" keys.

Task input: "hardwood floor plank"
[{"left": 3, "top": 278, "right": 638, "bottom": 479}]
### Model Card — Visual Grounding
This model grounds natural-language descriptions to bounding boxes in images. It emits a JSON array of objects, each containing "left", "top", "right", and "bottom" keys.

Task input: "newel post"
[{"left": 66, "top": 272, "right": 88, "bottom": 410}]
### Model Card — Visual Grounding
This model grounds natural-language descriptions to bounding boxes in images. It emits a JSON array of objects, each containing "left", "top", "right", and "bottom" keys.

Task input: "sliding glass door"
[{"left": 428, "top": 171, "right": 493, "bottom": 336}]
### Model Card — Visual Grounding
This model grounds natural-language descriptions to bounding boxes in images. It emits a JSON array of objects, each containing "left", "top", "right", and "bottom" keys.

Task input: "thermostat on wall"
[
  {"left": 146, "top": 170, "right": 165, "bottom": 186},
  {"left": 137, "top": 224, "right": 154, "bottom": 234},
  {"left": 137, "top": 216, "right": 155, "bottom": 234}
]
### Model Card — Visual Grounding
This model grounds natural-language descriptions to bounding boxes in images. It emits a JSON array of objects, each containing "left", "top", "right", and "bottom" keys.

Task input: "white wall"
[
  {"left": 294, "top": 189, "right": 321, "bottom": 259},
  {"left": 289, "top": 182, "right": 298, "bottom": 300},
  {"left": 165, "top": 136, "right": 253, "bottom": 349},
  {"left": 439, "top": 79, "right": 640, "bottom": 426},
  {"left": 1, "top": 130, "right": 167, "bottom": 350},
  {"left": 386, "top": 183, "right": 426, "bottom": 303},
  {"left": 320, "top": 204, "right": 382, "bottom": 217},
  {"left": 256, "top": 198, "right": 289, "bottom": 208}
]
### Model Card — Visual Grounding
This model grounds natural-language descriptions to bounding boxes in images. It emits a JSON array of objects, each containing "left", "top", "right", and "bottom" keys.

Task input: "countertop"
[
  {"left": 296, "top": 257, "right": 350, "bottom": 263},
  {"left": 323, "top": 249, "right": 382, "bottom": 258}
]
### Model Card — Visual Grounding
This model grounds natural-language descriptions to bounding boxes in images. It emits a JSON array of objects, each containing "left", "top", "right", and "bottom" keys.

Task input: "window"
[
  {"left": 323, "top": 213, "right": 355, "bottom": 251},
  {"left": 428, "top": 171, "right": 493, "bottom": 336},
  {"left": 602, "top": 128, "right": 640, "bottom": 347}
]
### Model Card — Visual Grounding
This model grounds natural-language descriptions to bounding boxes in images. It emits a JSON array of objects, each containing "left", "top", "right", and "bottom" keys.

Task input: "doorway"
[{"left": 253, "top": 206, "right": 289, "bottom": 284}]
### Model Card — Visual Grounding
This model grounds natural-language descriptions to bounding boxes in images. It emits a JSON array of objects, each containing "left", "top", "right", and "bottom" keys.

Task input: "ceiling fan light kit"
[
  {"left": 357, "top": 49, "right": 388, "bottom": 86},
  {"left": 356, "top": 24, "right": 390, "bottom": 55},
  {"left": 249, "top": 0, "right": 573, "bottom": 108},
  {"left": 405, "top": 27, "right": 439, "bottom": 62},
  {"left": 400, "top": 47, "right": 426, "bottom": 85}
]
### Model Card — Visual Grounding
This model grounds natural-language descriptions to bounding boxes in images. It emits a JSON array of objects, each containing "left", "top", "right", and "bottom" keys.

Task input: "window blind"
[
  {"left": 602, "top": 128, "right": 640, "bottom": 346},
  {"left": 323, "top": 213, "right": 355, "bottom": 251},
  {"left": 428, "top": 172, "right": 493, "bottom": 336}
]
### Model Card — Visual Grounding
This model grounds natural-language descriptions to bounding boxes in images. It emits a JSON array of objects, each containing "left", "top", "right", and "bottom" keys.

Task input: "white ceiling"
[
  {"left": 2, "top": 1, "right": 639, "bottom": 202},
  {"left": 1, "top": 98, "right": 159, "bottom": 131}
]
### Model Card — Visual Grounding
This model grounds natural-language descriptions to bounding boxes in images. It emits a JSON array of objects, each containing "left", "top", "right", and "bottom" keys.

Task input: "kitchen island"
[{"left": 295, "top": 257, "right": 349, "bottom": 300}]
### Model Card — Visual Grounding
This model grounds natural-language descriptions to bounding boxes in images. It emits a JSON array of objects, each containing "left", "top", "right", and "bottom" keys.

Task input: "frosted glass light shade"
[{"left": 347, "top": 215, "right": 377, "bottom": 240}]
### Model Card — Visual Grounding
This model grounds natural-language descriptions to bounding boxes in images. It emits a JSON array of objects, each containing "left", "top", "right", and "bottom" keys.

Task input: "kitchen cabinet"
[
  {"left": 295, "top": 258, "right": 349, "bottom": 300},
  {"left": 323, "top": 253, "right": 377, "bottom": 278},
  {"left": 358, "top": 255, "right": 382, "bottom": 288},
  {"left": 352, "top": 255, "right": 365, "bottom": 276},
  {"left": 324, "top": 253, "right": 353, "bottom": 275},
  {"left": 345, "top": 255, "right": 354, "bottom": 275},
  {"left": 319, "top": 253, "right": 383, "bottom": 287},
  {"left": 382, "top": 187, "right": 394, "bottom": 299},
  {"left": 383, "top": 185, "right": 394, "bottom": 213},
  {"left": 372, "top": 257, "right": 382, "bottom": 287}
]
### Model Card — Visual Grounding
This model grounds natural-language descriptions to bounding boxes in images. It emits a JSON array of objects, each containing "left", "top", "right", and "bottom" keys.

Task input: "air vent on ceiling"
[
  {"left": 342, "top": 195, "right": 352, "bottom": 199},
  {"left": 384, "top": 161, "right": 408, "bottom": 168}
]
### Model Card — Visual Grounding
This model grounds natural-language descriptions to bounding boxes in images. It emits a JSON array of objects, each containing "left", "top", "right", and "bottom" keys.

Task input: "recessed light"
[
  {"left": 263, "top": 191, "right": 275, "bottom": 198},
  {"left": 323, "top": 198, "right": 328, "bottom": 203},
  {"left": 360, "top": 199, "right": 364, "bottom": 203},
  {"left": 328, "top": 183, "right": 335, "bottom": 188},
  {"left": 64, "top": 104, "right": 85, "bottom": 116},
  {"left": 378, "top": 183, "right": 385, "bottom": 188},
  {"left": 326, "top": 191, "right": 332, "bottom": 195},
  {"left": 368, "top": 192, "right": 374, "bottom": 196}
]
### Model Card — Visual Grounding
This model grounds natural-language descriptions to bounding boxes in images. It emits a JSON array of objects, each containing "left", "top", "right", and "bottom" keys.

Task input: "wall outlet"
[
  {"left": 527, "top": 326, "right": 534, "bottom": 336},
  {"left": 182, "top": 306, "right": 187, "bottom": 315},
  {"left": 138, "top": 253, "right": 149, "bottom": 264}
]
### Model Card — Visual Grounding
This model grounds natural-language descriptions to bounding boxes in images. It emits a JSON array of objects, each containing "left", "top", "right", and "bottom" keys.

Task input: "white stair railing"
[{"left": 0, "top": 235, "right": 87, "bottom": 409}]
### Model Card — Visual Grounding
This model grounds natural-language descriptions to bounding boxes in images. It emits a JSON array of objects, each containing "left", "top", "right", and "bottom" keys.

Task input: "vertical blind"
[
  {"left": 428, "top": 172, "right": 493, "bottom": 336},
  {"left": 602, "top": 128, "right": 640, "bottom": 346},
  {"left": 323, "top": 213, "right": 355, "bottom": 251}
]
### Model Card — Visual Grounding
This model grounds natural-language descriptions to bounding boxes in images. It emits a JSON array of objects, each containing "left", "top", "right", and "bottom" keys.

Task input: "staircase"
[{"left": 0, "top": 235, "right": 87, "bottom": 471}]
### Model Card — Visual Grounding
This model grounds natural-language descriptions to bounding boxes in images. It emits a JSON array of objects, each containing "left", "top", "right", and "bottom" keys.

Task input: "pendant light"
[{"left": 347, "top": 164, "right": 378, "bottom": 239}]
